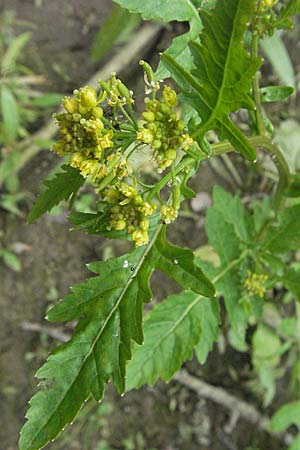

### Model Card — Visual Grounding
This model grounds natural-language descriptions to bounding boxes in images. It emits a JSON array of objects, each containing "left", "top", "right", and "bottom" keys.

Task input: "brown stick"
[{"left": 174, "top": 370, "right": 293, "bottom": 446}]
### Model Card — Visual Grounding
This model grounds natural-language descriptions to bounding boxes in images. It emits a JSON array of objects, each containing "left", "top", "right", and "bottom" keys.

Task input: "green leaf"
[
  {"left": 27, "top": 165, "right": 85, "bottom": 223},
  {"left": 276, "top": 0, "right": 300, "bottom": 30},
  {"left": 114, "top": 0, "right": 203, "bottom": 79},
  {"left": 195, "top": 297, "right": 220, "bottom": 363},
  {"left": 91, "top": 4, "right": 140, "bottom": 63},
  {"left": 279, "top": 318, "right": 297, "bottom": 337},
  {"left": 161, "top": 0, "right": 260, "bottom": 161},
  {"left": 126, "top": 291, "right": 217, "bottom": 390},
  {"left": 282, "top": 269, "right": 300, "bottom": 298},
  {"left": 19, "top": 227, "right": 214, "bottom": 450},
  {"left": 210, "top": 186, "right": 252, "bottom": 242},
  {"left": 262, "top": 204, "right": 300, "bottom": 253},
  {"left": 270, "top": 401, "right": 300, "bottom": 432},
  {"left": 1, "top": 32, "right": 31, "bottom": 74},
  {"left": 1, "top": 86, "right": 19, "bottom": 143},
  {"left": 0, "top": 249, "right": 21, "bottom": 272},
  {"left": 260, "top": 85, "right": 294, "bottom": 103},
  {"left": 261, "top": 32, "right": 295, "bottom": 88},
  {"left": 205, "top": 187, "right": 248, "bottom": 337}
]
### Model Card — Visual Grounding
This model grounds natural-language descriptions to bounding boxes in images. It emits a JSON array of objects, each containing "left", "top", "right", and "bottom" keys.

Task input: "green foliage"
[
  {"left": 276, "top": 0, "right": 300, "bottom": 30},
  {"left": 0, "top": 85, "right": 19, "bottom": 143},
  {"left": 126, "top": 291, "right": 209, "bottom": 389},
  {"left": 19, "top": 1, "right": 300, "bottom": 449},
  {"left": 161, "top": 0, "right": 261, "bottom": 161},
  {"left": 114, "top": 0, "right": 203, "bottom": 79},
  {"left": 0, "top": 14, "right": 62, "bottom": 213},
  {"left": 19, "top": 227, "right": 214, "bottom": 450},
  {"left": 126, "top": 292, "right": 219, "bottom": 390},
  {"left": 262, "top": 204, "right": 300, "bottom": 253},
  {"left": 27, "top": 165, "right": 85, "bottom": 223},
  {"left": 270, "top": 401, "right": 300, "bottom": 431},
  {"left": 0, "top": 247, "right": 21, "bottom": 271},
  {"left": 260, "top": 85, "right": 294, "bottom": 103}
]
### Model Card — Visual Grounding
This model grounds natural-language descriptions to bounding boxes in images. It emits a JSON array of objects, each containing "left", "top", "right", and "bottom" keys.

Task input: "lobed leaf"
[
  {"left": 114, "top": 0, "right": 203, "bottom": 79},
  {"left": 19, "top": 226, "right": 214, "bottom": 450},
  {"left": 161, "top": 0, "right": 261, "bottom": 161},
  {"left": 126, "top": 291, "right": 217, "bottom": 390},
  {"left": 27, "top": 165, "right": 85, "bottom": 223},
  {"left": 205, "top": 187, "right": 250, "bottom": 338}
]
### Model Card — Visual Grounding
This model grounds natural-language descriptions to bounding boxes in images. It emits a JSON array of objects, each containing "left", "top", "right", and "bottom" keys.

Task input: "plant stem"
[
  {"left": 146, "top": 157, "right": 194, "bottom": 201},
  {"left": 147, "top": 135, "right": 290, "bottom": 208},
  {"left": 252, "top": 34, "right": 267, "bottom": 136}
]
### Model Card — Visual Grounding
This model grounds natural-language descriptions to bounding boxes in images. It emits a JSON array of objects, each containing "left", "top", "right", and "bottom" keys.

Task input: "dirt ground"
[{"left": 0, "top": 1, "right": 298, "bottom": 450}]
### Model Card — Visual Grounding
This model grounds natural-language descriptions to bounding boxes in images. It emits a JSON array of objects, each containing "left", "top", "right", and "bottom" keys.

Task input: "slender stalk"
[
  {"left": 147, "top": 135, "right": 290, "bottom": 209},
  {"left": 252, "top": 34, "right": 267, "bottom": 136}
]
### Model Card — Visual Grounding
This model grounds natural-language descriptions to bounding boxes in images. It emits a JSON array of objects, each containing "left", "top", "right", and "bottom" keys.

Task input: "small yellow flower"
[{"left": 244, "top": 271, "right": 268, "bottom": 298}]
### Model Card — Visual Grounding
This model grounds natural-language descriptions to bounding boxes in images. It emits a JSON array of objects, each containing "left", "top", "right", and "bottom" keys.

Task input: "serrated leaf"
[
  {"left": 270, "top": 401, "right": 300, "bottom": 432},
  {"left": 114, "top": 0, "right": 203, "bottom": 79},
  {"left": 210, "top": 186, "right": 252, "bottom": 242},
  {"left": 161, "top": 0, "right": 260, "bottom": 161},
  {"left": 27, "top": 165, "right": 85, "bottom": 223},
  {"left": 19, "top": 226, "right": 214, "bottom": 450},
  {"left": 195, "top": 297, "right": 219, "bottom": 364},
  {"left": 126, "top": 291, "right": 213, "bottom": 390},
  {"left": 262, "top": 204, "right": 300, "bottom": 253},
  {"left": 1, "top": 32, "right": 31, "bottom": 74},
  {"left": 205, "top": 187, "right": 248, "bottom": 337}
]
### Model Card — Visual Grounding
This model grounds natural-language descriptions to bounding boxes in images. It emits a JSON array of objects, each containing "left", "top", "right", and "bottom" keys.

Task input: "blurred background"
[{"left": 0, "top": 1, "right": 300, "bottom": 449}]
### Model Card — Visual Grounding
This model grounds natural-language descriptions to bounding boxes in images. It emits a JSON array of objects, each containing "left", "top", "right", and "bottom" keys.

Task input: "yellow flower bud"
[
  {"left": 162, "top": 86, "right": 177, "bottom": 107},
  {"left": 63, "top": 97, "right": 78, "bottom": 114}
]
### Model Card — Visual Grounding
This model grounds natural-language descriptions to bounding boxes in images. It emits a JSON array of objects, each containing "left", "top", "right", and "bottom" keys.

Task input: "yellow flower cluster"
[
  {"left": 160, "top": 205, "right": 178, "bottom": 224},
  {"left": 137, "top": 86, "right": 193, "bottom": 172},
  {"left": 52, "top": 86, "right": 117, "bottom": 183},
  {"left": 244, "top": 271, "right": 268, "bottom": 298},
  {"left": 99, "top": 72, "right": 134, "bottom": 107},
  {"left": 105, "top": 182, "right": 156, "bottom": 246}
]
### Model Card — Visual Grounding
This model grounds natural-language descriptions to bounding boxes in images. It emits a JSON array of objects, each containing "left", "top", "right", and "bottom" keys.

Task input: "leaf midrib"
[
  {"left": 24, "top": 225, "right": 162, "bottom": 449},
  {"left": 134, "top": 293, "right": 202, "bottom": 381},
  {"left": 202, "top": 1, "right": 242, "bottom": 132}
]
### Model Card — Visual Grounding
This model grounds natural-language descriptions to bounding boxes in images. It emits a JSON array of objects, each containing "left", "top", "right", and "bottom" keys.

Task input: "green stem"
[
  {"left": 146, "top": 135, "right": 290, "bottom": 209},
  {"left": 252, "top": 34, "right": 267, "bottom": 136},
  {"left": 146, "top": 157, "right": 194, "bottom": 201},
  {"left": 213, "top": 250, "right": 249, "bottom": 284},
  {"left": 118, "top": 104, "right": 138, "bottom": 130},
  {"left": 295, "top": 300, "right": 300, "bottom": 395}
]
